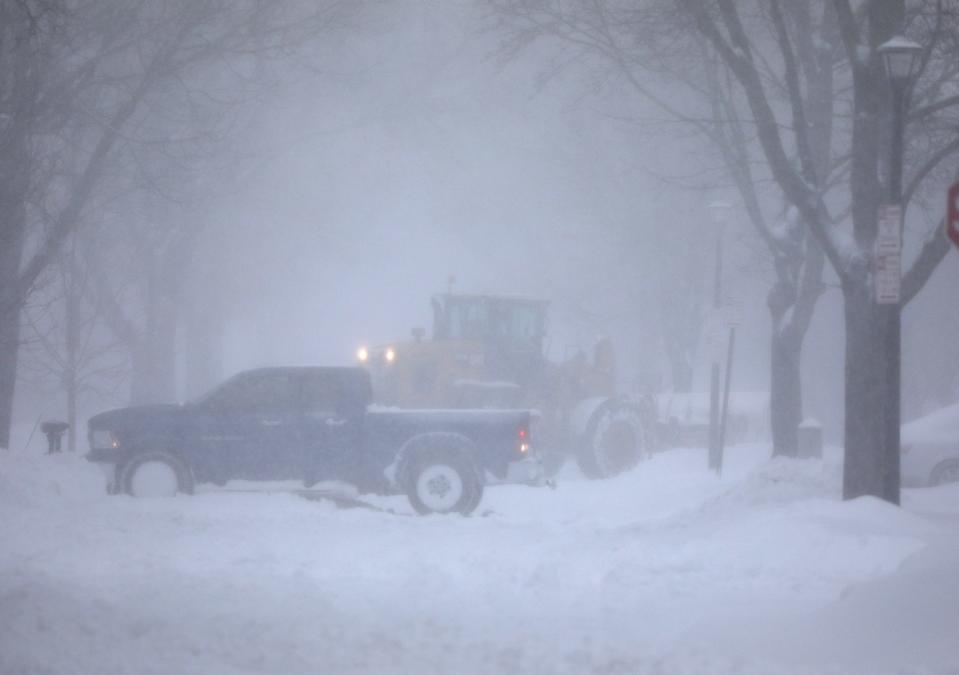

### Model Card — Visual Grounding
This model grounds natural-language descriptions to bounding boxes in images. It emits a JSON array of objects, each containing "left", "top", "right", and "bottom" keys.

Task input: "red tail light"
[{"left": 517, "top": 426, "right": 530, "bottom": 454}]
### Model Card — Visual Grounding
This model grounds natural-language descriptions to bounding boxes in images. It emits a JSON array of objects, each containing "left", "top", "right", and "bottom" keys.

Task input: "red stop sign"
[{"left": 949, "top": 180, "right": 959, "bottom": 251}]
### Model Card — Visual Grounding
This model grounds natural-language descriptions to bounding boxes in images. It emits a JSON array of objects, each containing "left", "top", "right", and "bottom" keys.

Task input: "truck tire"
[
  {"left": 576, "top": 398, "right": 649, "bottom": 479},
  {"left": 405, "top": 448, "right": 482, "bottom": 515},
  {"left": 120, "top": 451, "right": 194, "bottom": 498}
]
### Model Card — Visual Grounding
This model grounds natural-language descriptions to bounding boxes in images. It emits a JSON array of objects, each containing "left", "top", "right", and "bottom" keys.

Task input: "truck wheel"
[
  {"left": 406, "top": 450, "right": 482, "bottom": 515},
  {"left": 120, "top": 451, "right": 194, "bottom": 498},
  {"left": 576, "top": 398, "right": 648, "bottom": 479}
]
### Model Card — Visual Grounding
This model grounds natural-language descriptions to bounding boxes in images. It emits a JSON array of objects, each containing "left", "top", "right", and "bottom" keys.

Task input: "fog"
[
  {"left": 14, "top": 0, "right": 954, "bottom": 441},
  {"left": 204, "top": 5, "right": 669, "bottom": 378},
  {"left": 3, "top": 2, "right": 959, "bottom": 673},
  {"left": 12, "top": 1, "right": 786, "bottom": 430}
]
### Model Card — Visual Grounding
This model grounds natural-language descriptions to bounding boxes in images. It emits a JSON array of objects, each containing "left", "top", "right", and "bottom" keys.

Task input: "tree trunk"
[
  {"left": 65, "top": 265, "right": 79, "bottom": 452},
  {"left": 770, "top": 326, "right": 802, "bottom": 457},
  {"left": 767, "top": 275, "right": 809, "bottom": 458},
  {"left": 0, "top": 302, "right": 20, "bottom": 450},
  {"left": 0, "top": 173, "right": 28, "bottom": 450},
  {"left": 842, "top": 280, "right": 898, "bottom": 502}
]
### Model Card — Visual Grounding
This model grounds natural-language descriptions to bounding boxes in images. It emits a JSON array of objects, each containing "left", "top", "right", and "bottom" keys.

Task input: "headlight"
[
  {"left": 357, "top": 346, "right": 369, "bottom": 362},
  {"left": 91, "top": 430, "right": 119, "bottom": 450},
  {"left": 385, "top": 347, "right": 396, "bottom": 363}
]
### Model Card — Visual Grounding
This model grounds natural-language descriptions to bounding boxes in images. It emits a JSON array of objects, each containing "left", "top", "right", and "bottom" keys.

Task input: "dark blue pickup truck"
[{"left": 86, "top": 367, "right": 542, "bottom": 514}]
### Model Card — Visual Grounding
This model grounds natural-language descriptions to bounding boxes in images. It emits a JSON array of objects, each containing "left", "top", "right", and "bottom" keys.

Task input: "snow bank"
[
  {"left": 1, "top": 443, "right": 957, "bottom": 674},
  {"left": 697, "top": 453, "right": 842, "bottom": 514},
  {"left": 0, "top": 450, "right": 107, "bottom": 509}
]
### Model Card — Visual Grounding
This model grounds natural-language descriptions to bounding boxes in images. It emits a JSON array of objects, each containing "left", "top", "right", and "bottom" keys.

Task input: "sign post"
[
  {"left": 712, "top": 293, "right": 740, "bottom": 476},
  {"left": 947, "top": 180, "right": 959, "bottom": 251}
]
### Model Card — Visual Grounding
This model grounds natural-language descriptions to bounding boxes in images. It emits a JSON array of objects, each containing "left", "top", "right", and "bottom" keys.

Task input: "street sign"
[
  {"left": 877, "top": 205, "right": 902, "bottom": 253},
  {"left": 948, "top": 180, "right": 959, "bottom": 251},
  {"left": 875, "top": 250, "right": 901, "bottom": 304},
  {"left": 875, "top": 204, "right": 902, "bottom": 304}
]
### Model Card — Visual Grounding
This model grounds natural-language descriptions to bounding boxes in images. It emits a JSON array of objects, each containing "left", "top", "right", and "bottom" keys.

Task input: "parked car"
[
  {"left": 901, "top": 403, "right": 959, "bottom": 488},
  {"left": 86, "top": 367, "right": 543, "bottom": 514}
]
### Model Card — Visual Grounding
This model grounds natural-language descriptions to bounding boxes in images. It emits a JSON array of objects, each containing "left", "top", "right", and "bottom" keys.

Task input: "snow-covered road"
[{"left": 2, "top": 446, "right": 957, "bottom": 674}]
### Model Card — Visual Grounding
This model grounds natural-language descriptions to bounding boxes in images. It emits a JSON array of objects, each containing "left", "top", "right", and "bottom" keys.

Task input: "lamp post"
[
  {"left": 876, "top": 35, "right": 922, "bottom": 504},
  {"left": 707, "top": 200, "right": 732, "bottom": 472}
]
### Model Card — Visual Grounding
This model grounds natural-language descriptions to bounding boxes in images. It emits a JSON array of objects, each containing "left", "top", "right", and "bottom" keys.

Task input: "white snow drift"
[{"left": 1, "top": 445, "right": 957, "bottom": 674}]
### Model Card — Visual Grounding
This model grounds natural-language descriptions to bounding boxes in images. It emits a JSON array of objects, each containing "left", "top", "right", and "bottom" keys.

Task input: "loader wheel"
[{"left": 576, "top": 399, "right": 648, "bottom": 479}]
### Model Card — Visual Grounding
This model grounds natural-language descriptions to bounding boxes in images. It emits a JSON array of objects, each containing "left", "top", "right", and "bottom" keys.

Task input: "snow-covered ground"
[{"left": 2, "top": 445, "right": 958, "bottom": 674}]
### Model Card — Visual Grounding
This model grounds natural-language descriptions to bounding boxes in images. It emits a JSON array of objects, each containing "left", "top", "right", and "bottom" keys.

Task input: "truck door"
[
  {"left": 299, "top": 373, "right": 363, "bottom": 484},
  {"left": 198, "top": 370, "right": 303, "bottom": 481}
]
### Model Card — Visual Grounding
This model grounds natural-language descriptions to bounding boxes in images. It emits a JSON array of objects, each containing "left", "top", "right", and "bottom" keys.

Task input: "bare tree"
[
  {"left": 0, "top": 0, "right": 358, "bottom": 448},
  {"left": 487, "top": 1, "right": 959, "bottom": 492},
  {"left": 675, "top": 0, "right": 959, "bottom": 501},
  {"left": 19, "top": 238, "right": 128, "bottom": 451},
  {"left": 484, "top": 0, "right": 831, "bottom": 455}
]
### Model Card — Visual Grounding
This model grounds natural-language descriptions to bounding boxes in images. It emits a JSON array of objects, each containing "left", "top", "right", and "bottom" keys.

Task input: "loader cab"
[
  {"left": 427, "top": 293, "right": 550, "bottom": 398},
  {"left": 356, "top": 293, "right": 550, "bottom": 409},
  {"left": 431, "top": 294, "right": 548, "bottom": 356}
]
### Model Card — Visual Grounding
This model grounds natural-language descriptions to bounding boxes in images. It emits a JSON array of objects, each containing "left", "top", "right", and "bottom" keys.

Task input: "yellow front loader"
[{"left": 356, "top": 293, "right": 655, "bottom": 478}]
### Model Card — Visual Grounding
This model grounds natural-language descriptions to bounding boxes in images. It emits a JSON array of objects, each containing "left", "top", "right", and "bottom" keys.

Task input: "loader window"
[
  {"left": 439, "top": 296, "right": 545, "bottom": 346},
  {"left": 510, "top": 306, "right": 541, "bottom": 341},
  {"left": 448, "top": 301, "right": 487, "bottom": 341}
]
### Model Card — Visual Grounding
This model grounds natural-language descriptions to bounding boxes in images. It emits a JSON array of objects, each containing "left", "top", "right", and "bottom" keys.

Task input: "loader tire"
[{"left": 576, "top": 398, "right": 648, "bottom": 479}]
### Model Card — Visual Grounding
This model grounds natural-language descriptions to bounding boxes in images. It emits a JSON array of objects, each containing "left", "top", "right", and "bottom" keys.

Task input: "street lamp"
[
  {"left": 878, "top": 36, "right": 922, "bottom": 203},
  {"left": 879, "top": 36, "right": 923, "bottom": 82},
  {"left": 707, "top": 200, "right": 732, "bottom": 473},
  {"left": 876, "top": 35, "right": 922, "bottom": 504}
]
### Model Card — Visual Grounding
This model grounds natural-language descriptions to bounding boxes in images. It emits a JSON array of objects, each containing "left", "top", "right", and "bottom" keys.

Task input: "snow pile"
[
  {"left": 0, "top": 450, "right": 107, "bottom": 509},
  {"left": 1, "top": 443, "right": 957, "bottom": 674},
  {"left": 604, "top": 451, "right": 930, "bottom": 621},
  {"left": 699, "top": 453, "right": 842, "bottom": 514}
]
